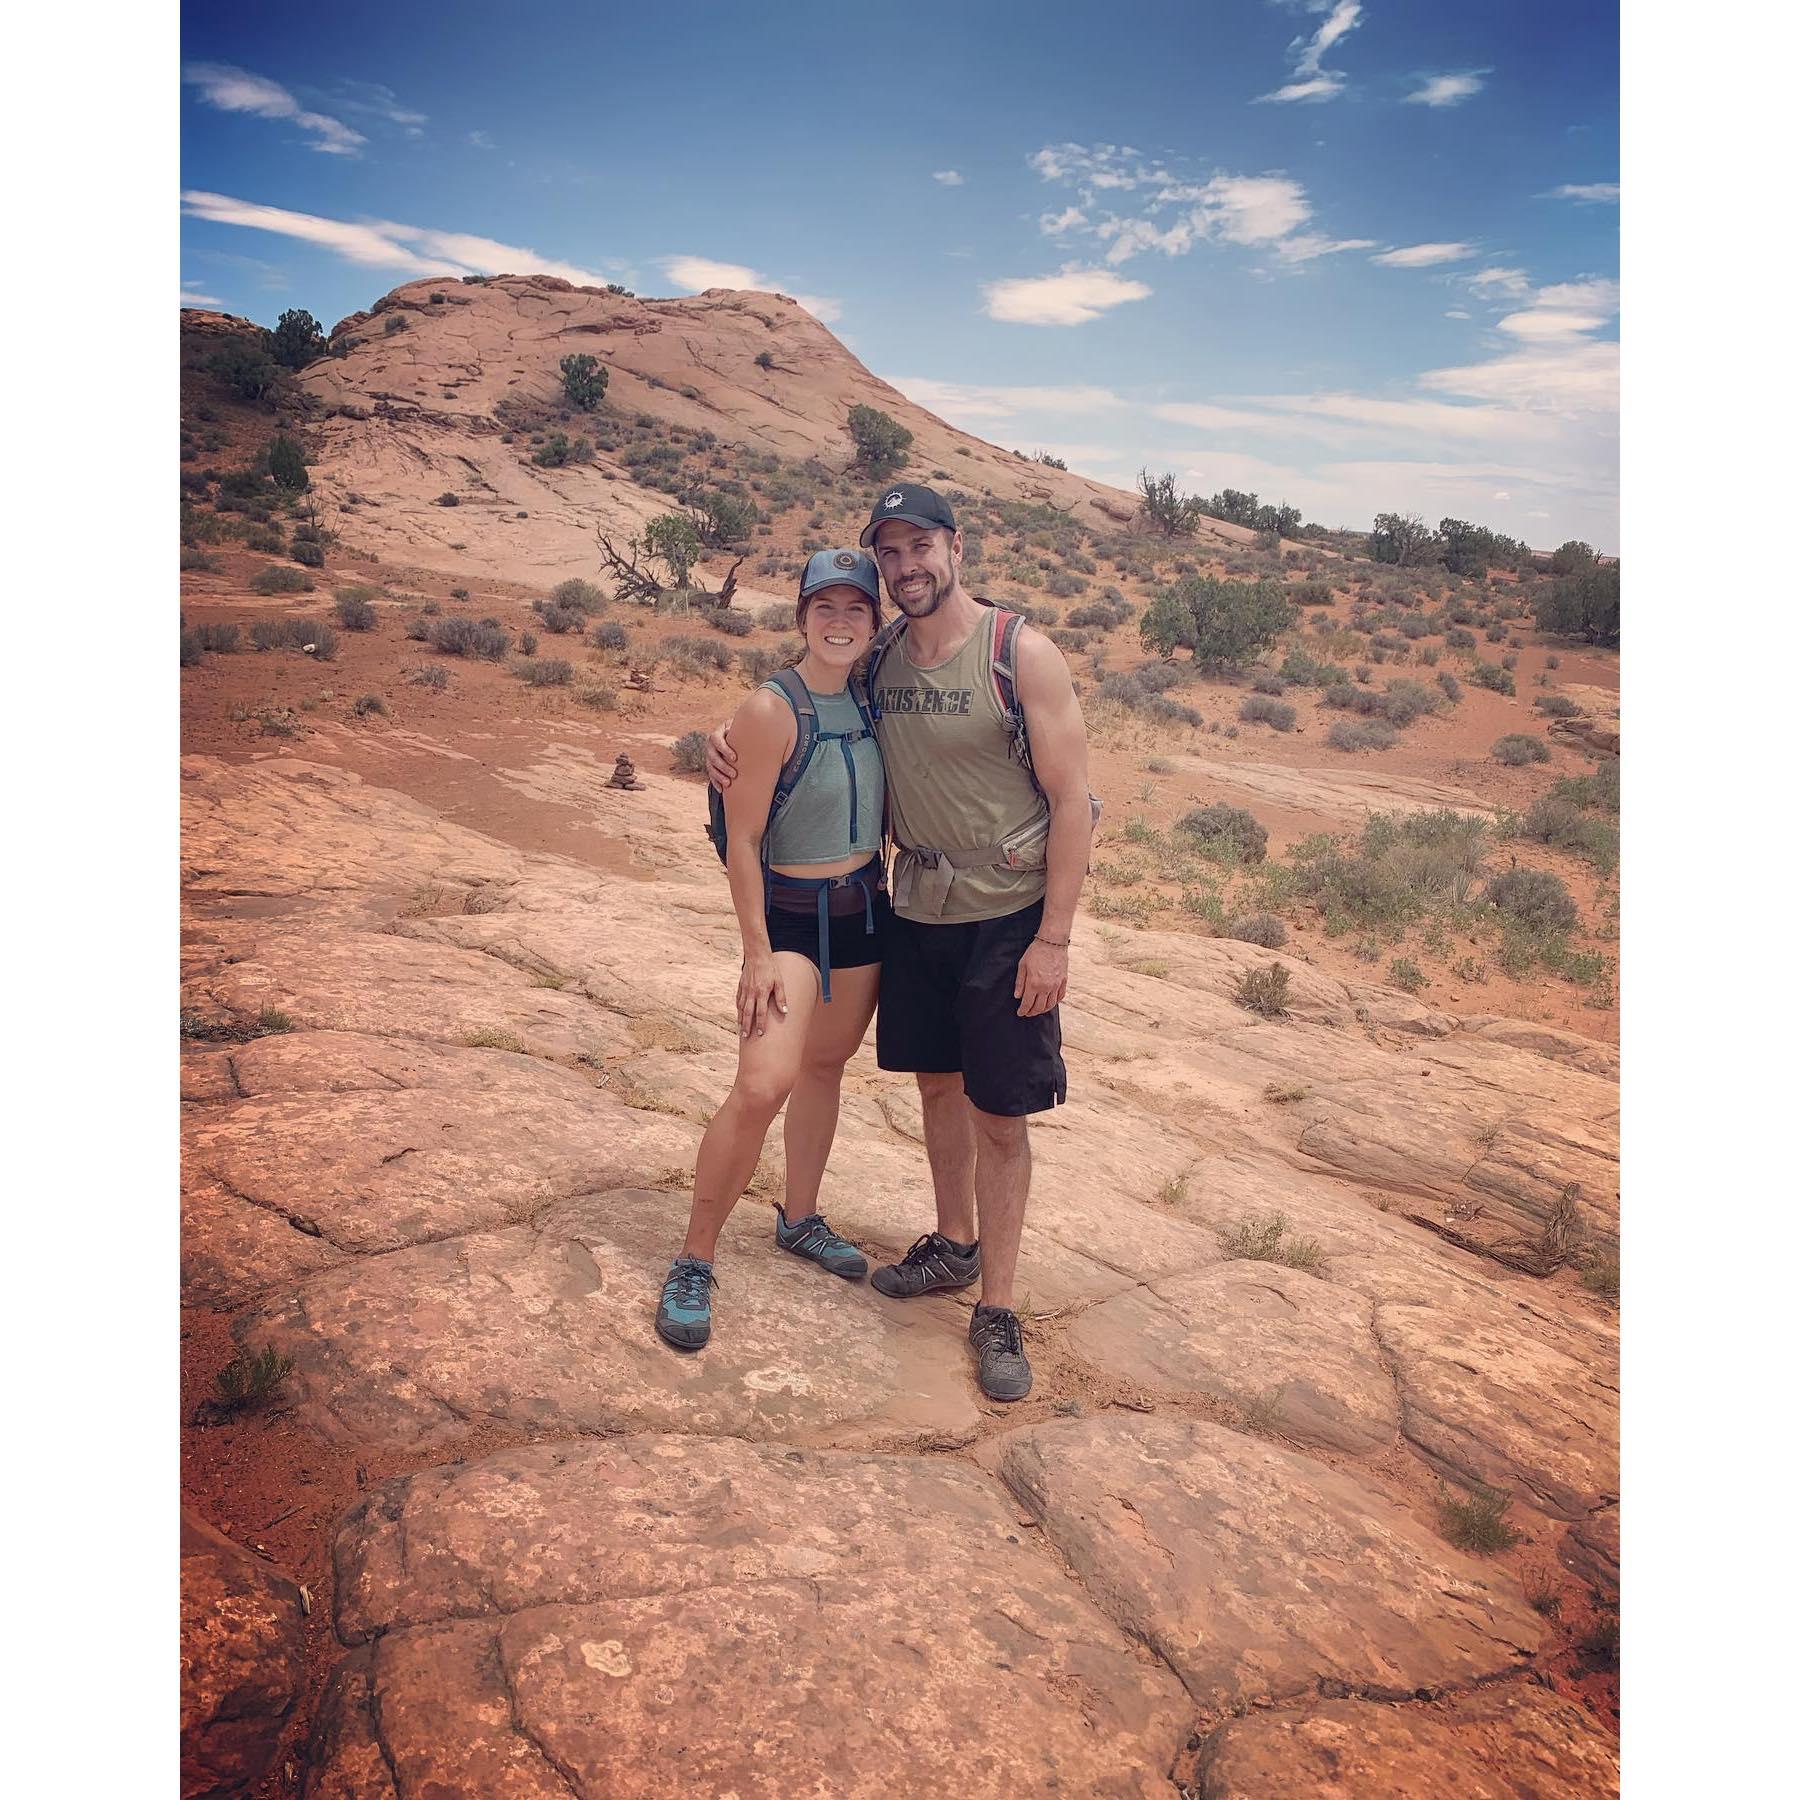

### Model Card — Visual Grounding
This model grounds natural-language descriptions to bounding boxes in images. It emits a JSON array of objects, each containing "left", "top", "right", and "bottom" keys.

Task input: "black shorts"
[
  {"left": 876, "top": 898, "right": 1067, "bottom": 1116},
  {"left": 765, "top": 889, "right": 889, "bottom": 979}
]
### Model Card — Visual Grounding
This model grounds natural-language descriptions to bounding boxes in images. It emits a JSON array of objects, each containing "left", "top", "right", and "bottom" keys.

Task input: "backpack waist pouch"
[{"left": 767, "top": 861, "right": 882, "bottom": 1002}]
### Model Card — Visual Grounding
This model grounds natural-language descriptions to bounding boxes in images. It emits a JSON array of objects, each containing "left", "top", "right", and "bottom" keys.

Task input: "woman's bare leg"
[
  {"left": 681, "top": 952, "right": 818, "bottom": 1262},
  {"left": 781, "top": 962, "right": 879, "bottom": 1219}
]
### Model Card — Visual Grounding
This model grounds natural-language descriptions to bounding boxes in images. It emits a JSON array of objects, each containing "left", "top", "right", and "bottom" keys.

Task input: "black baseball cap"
[{"left": 859, "top": 482, "right": 957, "bottom": 547}]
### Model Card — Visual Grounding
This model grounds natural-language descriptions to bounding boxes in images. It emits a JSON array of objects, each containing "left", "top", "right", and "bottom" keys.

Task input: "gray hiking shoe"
[
  {"left": 871, "top": 1232, "right": 981, "bottom": 1298},
  {"left": 654, "top": 1255, "right": 716, "bottom": 1351},
  {"left": 969, "top": 1304, "right": 1033, "bottom": 1402},
  {"left": 774, "top": 1208, "right": 868, "bottom": 1280}
]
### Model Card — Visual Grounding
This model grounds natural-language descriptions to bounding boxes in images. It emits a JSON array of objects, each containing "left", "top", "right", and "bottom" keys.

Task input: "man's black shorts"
[{"left": 876, "top": 898, "right": 1067, "bottom": 1116}]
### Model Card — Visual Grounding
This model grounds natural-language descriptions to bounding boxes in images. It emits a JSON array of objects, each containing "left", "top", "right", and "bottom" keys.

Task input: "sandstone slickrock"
[
  {"left": 308, "top": 1437, "right": 1189, "bottom": 1797},
  {"left": 181, "top": 1509, "right": 307, "bottom": 1797},
  {"left": 1066, "top": 1261, "right": 1401, "bottom": 1454},
  {"left": 1000, "top": 1415, "right": 1542, "bottom": 1711},
  {"left": 1195, "top": 1684, "right": 1619, "bottom": 1798},
  {"left": 247, "top": 1188, "right": 986, "bottom": 1455}
]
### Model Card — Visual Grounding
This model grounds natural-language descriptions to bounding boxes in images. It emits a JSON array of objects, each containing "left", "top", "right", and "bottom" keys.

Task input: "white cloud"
[
  {"left": 1371, "top": 241, "right": 1475, "bottom": 267},
  {"left": 181, "top": 191, "right": 612, "bottom": 285},
  {"left": 1258, "top": 1, "right": 1362, "bottom": 103},
  {"left": 468, "top": 131, "right": 497, "bottom": 150},
  {"left": 981, "top": 268, "right": 1152, "bottom": 326},
  {"left": 332, "top": 80, "right": 427, "bottom": 134},
  {"left": 659, "top": 255, "right": 765, "bottom": 291},
  {"left": 1404, "top": 72, "right": 1488, "bottom": 108},
  {"left": 891, "top": 378, "right": 1127, "bottom": 422},
  {"left": 181, "top": 280, "right": 224, "bottom": 309},
  {"left": 1445, "top": 308, "right": 1471, "bottom": 319},
  {"left": 1202, "top": 174, "right": 1314, "bottom": 244},
  {"left": 1422, "top": 339, "right": 1618, "bottom": 413},
  {"left": 1271, "top": 231, "right": 1377, "bottom": 264},
  {"left": 1028, "top": 144, "right": 1168, "bottom": 191},
  {"left": 1466, "top": 266, "right": 1532, "bottom": 297},
  {"left": 1543, "top": 182, "right": 1620, "bottom": 203},
  {"left": 182, "top": 63, "right": 366, "bottom": 156},
  {"left": 932, "top": 170, "right": 965, "bottom": 186},
  {"left": 1039, "top": 206, "right": 1088, "bottom": 235},
  {"left": 791, "top": 294, "right": 843, "bottom": 323},
  {"left": 1494, "top": 277, "right": 1619, "bottom": 343},
  {"left": 1153, "top": 401, "right": 1287, "bottom": 431}
]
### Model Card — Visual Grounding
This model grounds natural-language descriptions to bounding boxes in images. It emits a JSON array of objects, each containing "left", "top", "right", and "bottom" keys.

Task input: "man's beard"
[{"left": 889, "top": 572, "right": 945, "bottom": 617}]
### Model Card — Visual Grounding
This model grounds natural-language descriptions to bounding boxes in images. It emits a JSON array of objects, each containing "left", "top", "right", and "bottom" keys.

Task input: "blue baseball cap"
[{"left": 798, "top": 547, "right": 881, "bottom": 609}]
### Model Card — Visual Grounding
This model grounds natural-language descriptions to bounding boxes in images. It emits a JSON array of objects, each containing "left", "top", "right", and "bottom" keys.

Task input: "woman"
[{"left": 655, "top": 548, "right": 890, "bottom": 1351}]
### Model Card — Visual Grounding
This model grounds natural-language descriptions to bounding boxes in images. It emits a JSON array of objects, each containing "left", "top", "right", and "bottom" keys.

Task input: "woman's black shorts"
[{"left": 765, "top": 883, "right": 889, "bottom": 978}]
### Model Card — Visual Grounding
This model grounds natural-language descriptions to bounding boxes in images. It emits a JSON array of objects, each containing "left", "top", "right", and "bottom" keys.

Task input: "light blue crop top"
[{"left": 763, "top": 681, "right": 885, "bottom": 864}]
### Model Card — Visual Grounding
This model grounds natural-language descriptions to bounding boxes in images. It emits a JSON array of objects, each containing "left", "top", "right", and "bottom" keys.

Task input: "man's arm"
[{"left": 1011, "top": 627, "right": 1093, "bottom": 1018}]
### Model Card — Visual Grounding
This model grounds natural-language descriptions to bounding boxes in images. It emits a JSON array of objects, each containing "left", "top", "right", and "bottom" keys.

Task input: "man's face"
[{"left": 871, "top": 521, "right": 961, "bottom": 618}]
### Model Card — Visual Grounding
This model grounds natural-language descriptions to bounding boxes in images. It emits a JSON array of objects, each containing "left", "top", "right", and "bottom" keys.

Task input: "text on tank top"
[{"left": 874, "top": 614, "right": 1049, "bottom": 924}]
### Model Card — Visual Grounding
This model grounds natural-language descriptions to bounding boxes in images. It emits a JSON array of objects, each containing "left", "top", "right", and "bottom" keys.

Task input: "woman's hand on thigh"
[{"left": 738, "top": 952, "right": 788, "bottom": 1039}]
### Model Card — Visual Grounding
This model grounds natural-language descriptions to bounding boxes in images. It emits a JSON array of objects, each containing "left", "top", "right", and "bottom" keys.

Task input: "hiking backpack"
[{"left": 705, "top": 666, "right": 880, "bottom": 872}]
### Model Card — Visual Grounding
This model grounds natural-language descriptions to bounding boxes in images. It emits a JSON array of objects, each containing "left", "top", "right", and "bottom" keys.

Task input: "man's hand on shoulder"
[{"left": 705, "top": 718, "right": 738, "bottom": 791}]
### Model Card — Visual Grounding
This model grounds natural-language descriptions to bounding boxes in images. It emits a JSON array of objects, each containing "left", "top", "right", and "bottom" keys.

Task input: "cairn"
[{"left": 607, "top": 752, "right": 645, "bottom": 792}]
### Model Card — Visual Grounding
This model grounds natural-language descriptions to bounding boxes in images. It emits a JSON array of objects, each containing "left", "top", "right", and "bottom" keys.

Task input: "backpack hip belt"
[{"left": 767, "top": 861, "right": 881, "bottom": 1002}]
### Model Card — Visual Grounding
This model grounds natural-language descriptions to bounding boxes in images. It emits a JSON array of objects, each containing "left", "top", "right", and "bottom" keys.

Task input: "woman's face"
[{"left": 799, "top": 585, "right": 877, "bottom": 668}]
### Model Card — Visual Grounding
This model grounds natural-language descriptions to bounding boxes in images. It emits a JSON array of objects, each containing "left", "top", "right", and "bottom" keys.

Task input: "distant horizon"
[{"left": 180, "top": 0, "right": 1618, "bottom": 551}]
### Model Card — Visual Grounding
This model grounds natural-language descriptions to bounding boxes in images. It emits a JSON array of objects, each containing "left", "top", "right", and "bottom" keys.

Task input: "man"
[{"left": 706, "top": 482, "right": 1093, "bottom": 1400}]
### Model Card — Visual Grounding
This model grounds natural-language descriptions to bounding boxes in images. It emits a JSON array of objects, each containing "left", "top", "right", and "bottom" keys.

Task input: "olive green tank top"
[{"left": 874, "top": 615, "right": 1050, "bottom": 924}]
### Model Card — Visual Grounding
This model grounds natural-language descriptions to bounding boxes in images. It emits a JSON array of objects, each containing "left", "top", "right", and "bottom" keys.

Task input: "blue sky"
[{"left": 180, "top": 0, "right": 1619, "bottom": 549}]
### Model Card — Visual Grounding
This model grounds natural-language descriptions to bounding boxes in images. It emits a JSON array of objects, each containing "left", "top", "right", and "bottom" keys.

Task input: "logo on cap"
[
  {"left": 832, "top": 551, "right": 858, "bottom": 570},
  {"left": 884, "top": 491, "right": 904, "bottom": 508}
]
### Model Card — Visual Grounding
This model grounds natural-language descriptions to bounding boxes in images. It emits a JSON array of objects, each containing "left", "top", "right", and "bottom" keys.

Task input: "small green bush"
[
  {"left": 706, "top": 606, "right": 756, "bottom": 637},
  {"left": 671, "top": 729, "right": 709, "bottom": 773},
  {"left": 576, "top": 685, "right": 619, "bottom": 711},
  {"left": 1493, "top": 733, "right": 1551, "bottom": 766},
  {"left": 1534, "top": 694, "right": 1581, "bottom": 718},
  {"left": 1220, "top": 1210, "right": 1320, "bottom": 1268},
  {"left": 1326, "top": 719, "right": 1398, "bottom": 752},
  {"left": 427, "top": 617, "right": 510, "bottom": 659},
  {"left": 1437, "top": 1483, "right": 1520, "bottom": 1553},
  {"left": 1389, "top": 956, "right": 1426, "bottom": 993},
  {"left": 353, "top": 693, "right": 387, "bottom": 717},
  {"left": 334, "top": 592, "right": 378, "bottom": 631},
  {"left": 214, "top": 1343, "right": 295, "bottom": 1413},
  {"left": 1469, "top": 661, "right": 1517, "bottom": 696},
  {"left": 591, "top": 620, "right": 629, "bottom": 650},
  {"left": 251, "top": 565, "right": 313, "bottom": 596},
  {"left": 520, "top": 658, "right": 574, "bottom": 687},
  {"left": 1235, "top": 963, "right": 1291, "bottom": 1017},
  {"left": 1436, "top": 672, "right": 1462, "bottom": 703},
  {"left": 1485, "top": 866, "right": 1578, "bottom": 931},
  {"left": 1177, "top": 803, "right": 1268, "bottom": 864},
  {"left": 1227, "top": 912, "right": 1287, "bottom": 949},
  {"left": 195, "top": 622, "right": 238, "bottom": 653},
  {"left": 180, "top": 627, "right": 203, "bottom": 668},
  {"left": 550, "top": 578, "right": 607, "bottom": 612},
  {"left": 1239, "top": 695, "right": 1297, "bottom": 732}
]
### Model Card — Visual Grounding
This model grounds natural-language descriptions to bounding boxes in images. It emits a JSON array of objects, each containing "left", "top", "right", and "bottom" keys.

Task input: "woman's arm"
[{"left": 719, "top": 689, "right": 796, "bottom": 1038}]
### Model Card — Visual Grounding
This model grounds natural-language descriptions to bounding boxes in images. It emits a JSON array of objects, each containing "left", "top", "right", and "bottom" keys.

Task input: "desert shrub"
[
  {"left": 1235, "top": 964, "right": 1292, "bottom": 1018},
  {"left": 848, "top": 404, "right": 913, "bottom": 477},
  {"left": 1535, "top": 693, "right": 1581, "bottom": 718},
  {"left": 214, "top": 1343, "right": 295, "bottom": 1413},
  {"left": 533, "top": 433, "right": 594, "bottom": 468},
  {"left": 1222, "top": 1210, "right": 1321, "bottom": 1267},
  {"left": 1381, "top": 678, "right": 1440, "bottom": 728},
  {"left": 560, "top": 352, "right": 608, "bottom": 410},
  {"left": 1445, "top": 627, "right": 1476, "bottom": 651},
  {"left": 180, "top": 627, "right": 202, "bottom": 667},
  {"left": 1511, "top": 795, "right": 1620, "bottom": 872},
  {"left": 1251, "top": 671, "right": 1287, "bottom": 696},
  {"left": 404, "top": 615, "right": 431, "bottom": 641},
  {"left": 180, "top": 547, "right": 219, "bottom": 572},
  {"left": 1389, "top": 956, "right": 1425, "bottom": 993},
  {"left": 353, "top": 693, "right": 387, "bottom": 717},
  {"left": 1044, "top": 570, "right": 1087, "bottom": 599},
  {"left": 195, "top": 622, "right": 238, "bottom": 653},
  {"left": 1239, "top": 695, "right": 1297, "bottom": 732},
  {"left": 1278, "top": 650, "right": 1346, "bottom": 689},
  {"left": 410, "top": 665, "right": 448, "bottom": 689},
  {"left": 1291, "top": 809, "right": 1489, "bottom": 932},
  {"left": 206, "top": 339, "right": 280, "bottom": 402},
  {"left": 1493, "top": 733, "right": 1551, "bottom": 766},
  {"left": 333, "top": 591, "right": 378, "bottom": 631},
  {"left": 1177, "top": 803, "right": 1268, "bottom": 864},
  {"left": 520, "top": 657, "right": 574, "bottom": 687},
  {"left": 1551, "top": 758, "right": 1620, "bottom": 814},
  {"left": 384, "top": 313, "right": 409, "bottom": 334},
  {"left": 267, "top": 434, "right": 309, "bottom": 492},
  {"left": 1486, "top": 623, "right": 1507, "bottom": 643},
  {"left": 705, "top": 606, "right": 756, "bottom": 637},
  {"left": 532, "top": 602, "right": 584, "bottom": 635},
  {"left": 1139, "top": 574, "right": 1296, "bottom": 670},
  {"left": 1485, "top": 866, "right": 1578, "bottom": 931},
  {"left": 757, "top": 602, "right": 795, "bottom": 631},
  {"left": 435, "top": 491, "right": 461, "bottom": 507},
  {"left": 290, "top": 539, "right": 325, "bottom": 568},
  {"left": 1327, "top": 719, "right": 1398, "bottom": 752},
  {"left": 427, "top": 616, "right": 510, "bottom": 659},
  {"left": 551, "top": 577, "right": 607, "bottom": 613},
  {"left": 1436, "top": 672, "right": 1462, "bottom": 703},
  {"left": 591, "top": 620, "right": 629, "bottom": 651},
  {"left": 1501, "top": 652, "right": 1519, "bottom": 671},
  {"left": 1437, "top": 1484, "right": 1520, "bottom": 1553},
  {"left": 1227, "top": 912, "right": 1288, "bottom": 949},
  {"left": 670, "top": 729, "right": 709, "bottom": 772},
  {"left": 1323, "top": 682, "right": 1381, "bottom": 716},
  {"left": 1469, "top": 661, "right": 1516, "bottom": 696},
  {"left": 1418, "top": 646, "right": 1440, "bottom": 666},
  {"left": 251, "top": 565, "right": 312, "bottom": 595},
  {"left": 519, "top": 632, "right": 538, "bottom": 655},
  {"left": 1291, "top": 580, "right": 1333, "bottom": 607}
]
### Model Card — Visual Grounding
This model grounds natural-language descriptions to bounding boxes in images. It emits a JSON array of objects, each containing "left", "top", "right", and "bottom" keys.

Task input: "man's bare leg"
[
  {"left": 915, "top": 1070, "right": 977, "bottom": 1245},
  {"left": 970, "top": 1107, "right": 1030, "bottom": 1311}
]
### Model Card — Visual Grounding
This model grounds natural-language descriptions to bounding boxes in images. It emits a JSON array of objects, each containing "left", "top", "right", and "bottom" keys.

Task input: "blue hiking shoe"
[
  {"left": 774, "top": 1208, "right": 868, "bottom": 1281},
  {"left": 655, "top": 1255, "right": 717, "bottom": 1350}
]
